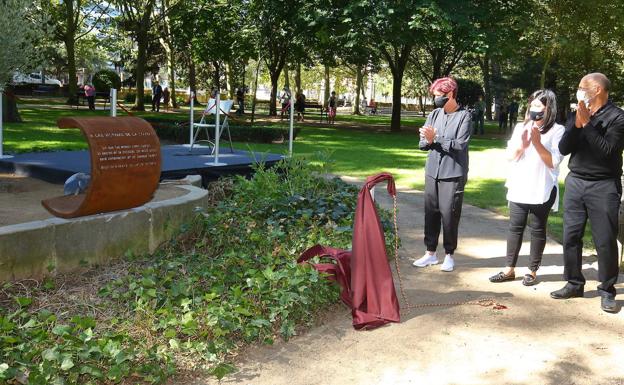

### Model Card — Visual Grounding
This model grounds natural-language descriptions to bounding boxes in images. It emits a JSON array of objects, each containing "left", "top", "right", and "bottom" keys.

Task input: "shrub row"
[{"left": 146, "top": 118, "right": 301, "bottom": 144}]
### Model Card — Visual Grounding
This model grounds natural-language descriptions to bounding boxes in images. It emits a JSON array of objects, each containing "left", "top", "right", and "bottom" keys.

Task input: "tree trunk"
[
  {"left": 354, "top": 65, "right": 363, "bottom": 114},
  {"left": 251, "top": 57, "right": 261, "bottom": 124},
  {"left": 418, "top": 94, "right": 425, "bottom": 117},
  {"left": 387, "top": 49, "right": 410, "bottom": 132},
  {"left": 283, "top": 63, "right": 290, "bottom": 90},
  {"left": 294, "top": 62, "right": 302, "bottom": 94},
  {"left": 159, "top": 0, "right": 178, "bottom": 109},
  {"left": 188, "top": 59, "right": 199, "bottom": 105},
  {"left": 390, "top": 71, "right": 404, "bottom": 132},
  {"left": 540, "top": 49, "right": 552, "bottom": 90},
  {"left": 491, "top": 57, "right": 503, "bottom": 120},
  {"left": 213, "top": 60, "right": 221, "bottom": 91},
  {"left": 65, "top": 37, "right": 78, "bottom": 104},
  {"left": 323, "top": 64, "right": 330, "bottom": 108},
  {"left": 2, "top": 88, "right": 22, "bottom": 123},
  {"left": 269, "top": 70, "right": 280, "bottom": 116},
  {"left": 225, "top": 62, "right": 232, "bottom": 98},
  {"left": 480, "top": 53, "right": 493, "bottom": 120},
  {"left": 168, "top": 56, "right": 177, "bottom": 108},
  {"left": 134, "top": 25, "right": 149, "bottom": 111}
]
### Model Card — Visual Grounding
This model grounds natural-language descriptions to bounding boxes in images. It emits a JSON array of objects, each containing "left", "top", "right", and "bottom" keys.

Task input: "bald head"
[{"left": 582, "top": 73, "right": 611, "bottom": 93}]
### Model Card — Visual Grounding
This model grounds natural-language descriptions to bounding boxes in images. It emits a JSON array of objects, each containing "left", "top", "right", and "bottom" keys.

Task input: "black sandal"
[
  {"left": 489, "top": 271, "right": 515, "bottom": 283},
  {"left": 522, "top": 273, "right": 538, "bottom": 286}
]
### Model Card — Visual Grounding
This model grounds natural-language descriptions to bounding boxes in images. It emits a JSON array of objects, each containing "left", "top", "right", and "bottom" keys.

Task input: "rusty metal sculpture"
[{"left": 42, "top": 117, "right": 161, "bottom": 218}]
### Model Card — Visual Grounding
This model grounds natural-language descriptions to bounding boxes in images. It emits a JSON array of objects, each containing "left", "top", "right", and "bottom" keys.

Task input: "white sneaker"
[
  {"left": 440, "top": 254, "right": 455, "bottom": 272},
  {"left": 413, "top": 253, "right": 439, "bottom": 267}
]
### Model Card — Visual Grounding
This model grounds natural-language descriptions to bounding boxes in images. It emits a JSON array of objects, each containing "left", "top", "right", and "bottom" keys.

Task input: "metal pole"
[
  {"left": 110, "top": 88, "right": 117, "bottom": 117},
  {"left": 207, "top": 94, "right": 226, "bottom": 166},
  {"left": 289, "top": 93, "right": 294, "bottom": 157},
  {"left": 189, "top": 91, "right": 194, "bottom": 146},
  {"left": 214, "top": 93, "right": 221, "bottom": 165}
]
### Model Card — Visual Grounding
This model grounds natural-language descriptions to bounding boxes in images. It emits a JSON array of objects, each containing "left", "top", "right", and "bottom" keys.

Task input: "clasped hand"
[
  {"left": 419, "top": 125, "right": 436, "bottom": 144},
  {"left": 575, "top": 100, "right": 590, "bottom": 128},
  {"left": 520, "top": 126, "right": 542, "bottom": 149}
]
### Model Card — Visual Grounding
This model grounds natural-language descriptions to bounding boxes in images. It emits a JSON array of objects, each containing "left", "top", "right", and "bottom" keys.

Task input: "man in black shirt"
[{"left": 551, "top": 73, "right": 624, "bottom": 313}]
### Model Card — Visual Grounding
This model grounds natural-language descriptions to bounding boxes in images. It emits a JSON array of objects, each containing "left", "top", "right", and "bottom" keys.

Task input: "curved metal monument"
[{"left": 42, "top": 116, "right": 161, "bottom": 218}]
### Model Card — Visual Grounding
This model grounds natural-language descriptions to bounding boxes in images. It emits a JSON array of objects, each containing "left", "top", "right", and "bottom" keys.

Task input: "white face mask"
[{"left": 576, "top": 89, "right": 591, "bottom": 106}]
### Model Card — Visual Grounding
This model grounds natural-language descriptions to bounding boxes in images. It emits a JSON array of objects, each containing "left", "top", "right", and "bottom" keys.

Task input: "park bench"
[
  {"left": 73, "top": 91, "right": 111, "bottom": 109},
  {"left": 304, "top": 102, "right": 328, "bottom": 122}
]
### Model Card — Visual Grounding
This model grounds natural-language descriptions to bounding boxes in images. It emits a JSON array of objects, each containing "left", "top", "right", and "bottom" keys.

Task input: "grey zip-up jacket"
[{"left": 419, "top": 107, "right": 472, "bottom": 180}]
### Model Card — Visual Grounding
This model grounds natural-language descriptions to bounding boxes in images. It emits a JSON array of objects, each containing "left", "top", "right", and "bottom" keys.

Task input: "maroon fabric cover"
[
  {"left": 298, "top": 172, "right": 400, "bottom": 330},
  {"left": 297, "top": 244, "right": 352, "bottom": 308},
  {"left": 351, "top": 172, "right": 400, "bottom": 329}
]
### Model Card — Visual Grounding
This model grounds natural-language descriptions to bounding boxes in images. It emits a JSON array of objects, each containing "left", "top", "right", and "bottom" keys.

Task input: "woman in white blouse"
[{"left": 489, "top": 89, "right": 565, "bottom": 286}]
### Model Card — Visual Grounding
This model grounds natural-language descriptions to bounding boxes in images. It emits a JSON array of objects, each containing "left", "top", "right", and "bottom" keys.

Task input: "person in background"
[
  {"left": 474, "top": 95, "right": 485, "bottom": 135},
  {"left": 162, "top": 87, "right": 171, "bottom": 112},
  {"left": 498, "top": 101, "right": 508, "bottom": 133},
  {"left": 280, "top": 86, "right": 291, "bottom": 120},
  {"left": 489, "top": 90, "right": 565, "bottom": 286},
  {"left": 508, "top": 99, "right": 519, "bottom": 133},
  {"left": 295, "top": 92, "right": 306, "bottom": 122},
  {"left": 151, "top": 81, "right": 163, "bottom": 112},
  {"left": 84, "top": 83, "right": 96, "bottom": 111},
  {"left": 236, "top": 87, "right": 245, "bottom": 116},
  {"left": 369, "top": 98, "right": 377, "bottom": 115},
  {"left": 413, "top": 77, "right": 472, "bottom": 272},
  {"left": 551, "top": 72, "right": 624, "bottom": 313},
  {"left": 328, "top": 91, "right": 337, "bottom": 124}
]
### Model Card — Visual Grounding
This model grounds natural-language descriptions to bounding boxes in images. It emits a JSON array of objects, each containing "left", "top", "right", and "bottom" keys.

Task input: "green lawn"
[{"left": 3, "top": 104, "right": 592, "bottom": 248}]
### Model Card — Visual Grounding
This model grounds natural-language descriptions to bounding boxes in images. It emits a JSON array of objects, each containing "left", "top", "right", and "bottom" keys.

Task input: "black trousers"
[
  {"left": 87, "top": 96, "right": 95, "bottom": 110},
  {"left": 506, "top": 187, "right": 556, "bottom": 271},
  {"left": 563, "top": 174, "right": 621, "bottom": 297},
  {"left": 424, "top": 175, "right": 465, "bottom": 255},
  {"left": 152, "top": 95, "right": 161, "bottom": 112}
]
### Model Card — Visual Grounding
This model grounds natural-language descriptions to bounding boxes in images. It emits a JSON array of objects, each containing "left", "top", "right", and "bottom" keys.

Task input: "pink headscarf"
[{"left": 429, "top": 77, "right": 458, "bottom": 98}]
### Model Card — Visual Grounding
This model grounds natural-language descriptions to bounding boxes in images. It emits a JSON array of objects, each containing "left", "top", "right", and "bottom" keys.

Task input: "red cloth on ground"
[
  {"left": 351, "top": 173, "right": 400, "bottom": 329},
  {"left": 298, "top": 172, "right": 400, "bottom": 330}
]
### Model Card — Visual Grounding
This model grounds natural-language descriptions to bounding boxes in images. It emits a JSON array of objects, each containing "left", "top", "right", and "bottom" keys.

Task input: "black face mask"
[
  {"left": 529, "top": 110, "right": 545, "bottom": 121},
  {"left": 434, "top": 96, "right": 449, "bottom": 108}
]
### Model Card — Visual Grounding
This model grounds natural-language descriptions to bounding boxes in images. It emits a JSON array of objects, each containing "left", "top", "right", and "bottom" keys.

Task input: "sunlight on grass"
[{"left": 2, "top": 106, "right": 593, "bottom": 249}]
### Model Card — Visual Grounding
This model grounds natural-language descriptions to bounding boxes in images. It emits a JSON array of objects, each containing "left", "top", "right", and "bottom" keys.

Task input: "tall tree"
[
  {"left": 158, "top": 0, "right": 179, "bottom": 108},
  {"left": 346, "top": 1, "right": 440, "bottom": 131},
  {"left": 115, "top": 0, "right": 159, "bottom": 110},
  {"left": 249, "top": 0, "right": 304, "bottom": 115},
  {"left": 44, "top": 0, "right": 110, "bottom": 104},
  {"left": 1, "top": 0, "right": 46, "bottom": 122}
]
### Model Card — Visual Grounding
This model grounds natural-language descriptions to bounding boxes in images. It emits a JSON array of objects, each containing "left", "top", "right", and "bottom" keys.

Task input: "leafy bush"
[
  {"left": 147, "top": 118, "right": 301, "bottom": 144},
  {"left": 0, "top": 158, "right": 398, "bottom": 384},
  {"left": 92, "top": 70, "right": 121, "bottom": 93},
  {"left": 123, "top": 92, "right": 153, "bottom": 104}
]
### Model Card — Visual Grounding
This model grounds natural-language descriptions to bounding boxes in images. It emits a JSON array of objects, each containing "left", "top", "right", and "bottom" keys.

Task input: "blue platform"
[{"left": 0, "top": 145, "right": 285, "bottom": 185}]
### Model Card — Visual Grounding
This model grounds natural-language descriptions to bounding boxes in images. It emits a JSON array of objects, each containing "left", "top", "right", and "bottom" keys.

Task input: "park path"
[{"left": 174, "top": 183, "right": 624, "bottom": 385}]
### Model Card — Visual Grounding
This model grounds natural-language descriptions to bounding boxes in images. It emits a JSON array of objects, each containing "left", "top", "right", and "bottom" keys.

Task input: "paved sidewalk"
[{"left": 182, "top": 186, "right": 624, "bottom": 385}]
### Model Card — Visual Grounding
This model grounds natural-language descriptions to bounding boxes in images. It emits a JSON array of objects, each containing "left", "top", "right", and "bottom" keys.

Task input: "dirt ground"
[
  {"left": 171, "top": 186, "right": 624, "bottom": 385},
  {"left": 0, "top": 173, "right": 188, "bottom": 227}
]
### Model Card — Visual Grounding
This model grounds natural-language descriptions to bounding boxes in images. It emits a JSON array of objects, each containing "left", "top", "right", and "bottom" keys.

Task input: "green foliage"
[
  {"left": 124, "top": 92, "right": 154, "bottom": 104},
  {"left": 92, "top": 69, "right": 121, "bottom": 93},
  {"left": 0, "top": 159, "right": 397, "bottom": 383},
  {"left": 456, "top": 78, "right": 484, "bottom": 107}
]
